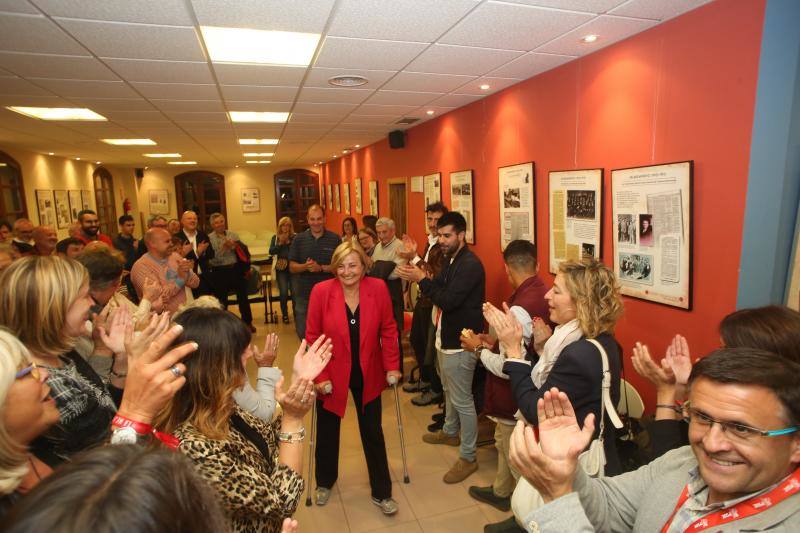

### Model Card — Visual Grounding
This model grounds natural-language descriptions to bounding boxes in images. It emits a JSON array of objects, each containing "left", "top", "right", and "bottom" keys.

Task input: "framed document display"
[
  {"left": 333, "top": 183, "right": 341, "bottom": 212},
  {"left": 149, "top": 189, "right": 169, "bottom": 215},
  {"left": 35, "top": 189, "right": 56, "bottom": 227},
  {"left": 368, "top": 180, "right": 378, "bottom": 216},
  {"left": 423, "top": 172, "right": 441, "bottom": 207},
  {"left": 449, "top": 170, "right": 475, "bottom": 244},
  {"left": 498, "top": 162, "right": 535, "bottom": 250},
  {"left": 612, "top": 161, "right": 693, "bottom": 309},
  {"left": 354, "top": 178, "right": 363, "bottom": 214},
  {"left": 81, "top": 189, "right": 92, "bottom": 210},
  {"left": 68, "top": 190, "right": 82, "bottom": 222},
  {"left": 343, "top": 182, "right": 351, "bottom": 214},
  {"left": 241, "top": 188, "right": 260, "bottom": 212},
  {"left": 548, "top": 169, "right": 603, "bottom": 273},
  {"left": 326, "top": 183, "right": 333, "bottom": 211},
  {"left": 53, "top": 189, "right": 70, "bottom": 229}
]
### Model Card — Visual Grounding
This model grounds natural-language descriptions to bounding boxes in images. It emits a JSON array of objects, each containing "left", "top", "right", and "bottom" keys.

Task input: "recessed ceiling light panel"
[
  {"left": 168, "top": 161, "right": 197, "bottom": 165},
  {"left": 581, "top": 34, "right": 599, "bottom": 43},
  {"left": 229, "top": 111, "right": 290, "bottom": 123},
  {"left": 328, "top": 75, "right": 369, "bottom": 87},
  {"left": 102, "top": 138, "right": 156, "bottom": 146},
  {"left": 6, "top": 106, "right": 107, "bottom": 121},
  {"left": 243, "top": 152, "right": 274, "bottom": 156},
  {"left": 239, "top": 138, "right": 279, "bottom": 145},
  {"left": 143, "top": 153, "right": 182, "bottom": 158},
  {"left": 201, "top": 26, "right": 320, "bottom": 66}
]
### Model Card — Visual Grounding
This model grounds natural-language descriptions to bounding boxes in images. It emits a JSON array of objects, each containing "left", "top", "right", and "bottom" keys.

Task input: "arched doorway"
[
  {"left": 174, "top": 170, "right": 226, "bottom": 233},
  {"left": 93, "top": 167, "right": 117, "bottom": 238},
  {"left": 274, "top": 168, "right": 319, "bottom": 232},
  {"left": 0, "top": 151, "right": 27, "bottom": 224}
]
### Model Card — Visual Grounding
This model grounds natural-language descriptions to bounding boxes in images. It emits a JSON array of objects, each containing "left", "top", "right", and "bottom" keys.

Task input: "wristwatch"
[{"left": 111, "top": 425, "right": 146, "bottom": 445}]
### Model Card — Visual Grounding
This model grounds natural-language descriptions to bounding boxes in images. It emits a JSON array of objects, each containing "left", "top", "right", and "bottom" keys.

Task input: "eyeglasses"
[
  {"left": 683, "top": 402, "right": 799, "bottom": 442},
  {"left": 15, "top": 362, "right": 45, "bottom": 382}
]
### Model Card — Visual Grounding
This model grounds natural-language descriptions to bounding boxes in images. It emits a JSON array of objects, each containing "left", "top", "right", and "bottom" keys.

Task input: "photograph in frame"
[
  {"left": 81, "top": 189, "right": 92, "bottom": 210},
  {"left": 423, "top": 173, "right": 441, "bottom": 207},
  {"left": 343, "top": 182, "right": 351, "bottom": 214},
  {"left": 611, "top": 161, "right": 693, "bottom": 309},
  {"left": 53, "top": 189, "right": 70, "bottom": 229},
  {"left": 449, "top": 170, "right": 475, "bottom": 244},
  {"left": 35, "top": 189, "right": 56, "bottom": 227},
  {"left": 68, "top": 190, "right": 82, "bottom": 222},
  {"left": 498, "top": 162, "right": 535, "bottom": 250},
  {"left": 326, "top": 183, "right": 333, "bottom": 211},
  {"left": 548, "top": 169, "right": 603, "bottom": 273},
  {"left": 241, "top": 188, "right": 260, "bottom": 213},
  {"left": 354, "top": 178, "right": 363, "bottom": 214},
  {"left": 368, "top": 180, "right": 378, "bottom": 216},
  {"left": 333, "top": 183, "right": 341, "bottom": 212},
  {"left": 148, "top": 189, "right": 169, "bottom": 215}
]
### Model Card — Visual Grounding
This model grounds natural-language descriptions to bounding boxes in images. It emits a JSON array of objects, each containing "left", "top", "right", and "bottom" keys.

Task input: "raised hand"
[
  {"left": 396, "top": 264, "right": 426, "bottom": 283},
  {"left": 460, "top": 329, "right": 483, "bottom": 352},
  {"left": 124, "top": 312, "right": 171, "bottom": 361},
  {"left": 142, "top": 277, "right": 162, "bottom": 304},
  {"left": 116, "top": 323, "right": 198, "bottom": 425},
  {"left": 665, "top": 334, "right": 692, "bottom": 386},
  {"left": 276, "top": 376, "right": 315, "bottom": 420},
  {"left": 253, "top": 332, "right": 279, "bottom": 367},
  {"left": 98, "top": 305, "right": 131, "bottom": 357},
  {"left": 509, "top": 388, "right": 595, "bottom": 503},
  {"left": 631, "top": 341, "right": 675, "bottom": 388},
  {"left": 398, "top": 234, "right": 418, "bottom": 260},
  {"left": 531, "top": 317, "right": 552, "bottom": 353},
  {"left": 483, "top": 302, "right": 523, "bottom": 358},
  {"left": 292, "top": 335, "right": 333, "bottom": 381},
  {"left": 196, "top": 240, "right": 210, "bottom": 256}
]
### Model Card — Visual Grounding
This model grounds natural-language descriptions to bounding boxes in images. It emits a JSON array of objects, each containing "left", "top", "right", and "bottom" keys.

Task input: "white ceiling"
[{"left": 0, "top": 0, "right": 711, "bottom": 168}]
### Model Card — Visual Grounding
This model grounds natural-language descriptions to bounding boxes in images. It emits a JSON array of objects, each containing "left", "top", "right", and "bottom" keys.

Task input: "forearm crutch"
[
  {"left": 388, "top": 375, "right": 410, "bottom": 483},
  {"left": 305, "top": 383, "right": 332, "bottom": 506}
]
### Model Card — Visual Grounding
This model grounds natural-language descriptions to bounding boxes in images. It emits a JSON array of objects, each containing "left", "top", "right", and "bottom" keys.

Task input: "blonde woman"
[
  {"left": 0, "top": 330, "right": 58, "bottom": 514},
  {"left": 269, "top": 216, "right": 295, "bottom": 323}
]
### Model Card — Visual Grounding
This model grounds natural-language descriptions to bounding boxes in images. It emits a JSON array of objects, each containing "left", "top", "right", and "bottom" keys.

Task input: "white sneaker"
[
  {"left": 315, "top": 487, "right": 331, "bottom": 506},
  {"left": 371, "top": 497, "right": 399, "bottom": 515}
]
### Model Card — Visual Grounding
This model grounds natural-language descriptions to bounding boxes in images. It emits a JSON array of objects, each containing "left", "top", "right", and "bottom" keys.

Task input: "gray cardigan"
[{"left": 524, "top": 446, "right": 800, "bottom": 532}]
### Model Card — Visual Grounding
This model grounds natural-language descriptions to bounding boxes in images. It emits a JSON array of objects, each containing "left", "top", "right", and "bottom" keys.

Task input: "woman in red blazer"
[{"left": 306, "top": 240, "right": 401, "bottom": 515}]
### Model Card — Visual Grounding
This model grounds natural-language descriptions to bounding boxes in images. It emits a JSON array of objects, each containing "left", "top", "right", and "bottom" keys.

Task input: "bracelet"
[
  {"left": 656, "top": 404, "right": 682, "bottom": 414},
  {"left": 112, "top": 414, "right": 180, "bottom": 449},
  {"left": 278, "top": 427, "right": 306, "bottom": 443},
  {"left": 109, "top": 354, "right": 127, "bottom": 379},
  {"left": 472, "top": 344, "right": 485, "bottom": 355}
]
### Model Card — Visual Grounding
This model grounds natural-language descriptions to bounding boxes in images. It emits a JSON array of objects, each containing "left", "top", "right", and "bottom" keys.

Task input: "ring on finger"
[{"left": 170, "top": 365, "right": 182, "bottom": 378}]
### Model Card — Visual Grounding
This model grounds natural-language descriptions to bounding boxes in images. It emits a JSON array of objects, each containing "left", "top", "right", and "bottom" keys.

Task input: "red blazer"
[{"left": 306, "top": 277, "right": 400, "bottom": 418}]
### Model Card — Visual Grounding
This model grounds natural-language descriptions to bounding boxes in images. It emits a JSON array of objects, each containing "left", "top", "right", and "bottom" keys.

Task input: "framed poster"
[
  {"left": 498, "top": 162, "right": 535, "bottom": 250},
  {"left": 81, "top": 189, "right": 92, "bottom": 210},
  {"left": 149, "top": 189, "right": 169, "bottom": 215},
  {"left": 548, "top": 169, "right": 603, "bottom": 273},
  {"left": 326, "top": 183, "right": 333, "bottom": 211},
  {"left": 35, "top": 189, "right": 56, "bottom": 227},
  {"left": 333, "top": 183, "right": 341, "bottom": 212},
  {"left": 423, "top": 172, "right": 441, "bottom": 207},
  {"left": 68, "top": 190, "right": 82, "bottom": 222},
  {"left": 53, "top": 189, "right": 70, "bottom": 229},
  {"left": 354, "top": 178, "right": 363, "bottom": 214},
  {"left": 612, "top": 161, "right": 693, "bottom": 309},
  {"left": 241, "top": 188, "right": 260, "bottom": 212},
  {"left": 449, "top": 170, "right": 475, "bottom": 244},
  {"left": 320, "top": 184, "right": 325, "bottom": 209},
  {"left": 343, "top": 182, "right": 351, "bottom": 214},
  {"left": 368, "top": 180, "right": 378, "bottom": 216}
]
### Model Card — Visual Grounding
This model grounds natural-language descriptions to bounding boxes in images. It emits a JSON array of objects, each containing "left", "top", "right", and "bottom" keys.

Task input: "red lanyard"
[{"left": 660, "top": 468, "right": 800, "bottom": 532}]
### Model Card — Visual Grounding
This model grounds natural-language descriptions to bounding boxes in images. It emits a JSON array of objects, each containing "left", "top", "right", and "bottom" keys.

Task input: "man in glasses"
[{"left": 510, "top": 347, "right": 800, "bottom": 532}]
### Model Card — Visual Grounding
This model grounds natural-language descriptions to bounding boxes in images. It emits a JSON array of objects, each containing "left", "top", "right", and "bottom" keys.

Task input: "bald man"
[
  {"left": 175, "top": 210, "right": 213, "bottom": 297},
  {"left": 11, "top": 218, "right": 34, "bottom": 255},
  {"left": 130, "top": 228, "right": 199, "bottom": 313},
  {"left": 31, "top": 225, "right": 58, "bottom": 256}
]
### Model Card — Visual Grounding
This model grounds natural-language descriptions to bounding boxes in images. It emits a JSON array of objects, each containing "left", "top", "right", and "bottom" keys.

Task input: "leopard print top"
[{"left": 175, "top": 406, "right": 304, "bottom": 533}]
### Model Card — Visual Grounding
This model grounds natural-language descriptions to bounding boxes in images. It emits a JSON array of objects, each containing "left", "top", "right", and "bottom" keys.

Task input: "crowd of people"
[{"left": 0, "top": 202, "right": 798, "bottom": 533}]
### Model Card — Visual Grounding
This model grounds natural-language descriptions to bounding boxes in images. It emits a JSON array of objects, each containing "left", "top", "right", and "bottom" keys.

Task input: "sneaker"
[
  {"left": 469, "top": 485, "right": 511, "bottom": 512},
  {"left": 431, "top": 411, "right": 445, "bottom": 422},
  {"left": 484, "top": 516, "right": 526, "bottom": 533},
  {"left": 411, "top": 390, "right": 441, "bottom": 406},
  {"left": 422, "top": 430, "right": 460, "bottom": 446},
  {"left": 371, "top": 497, "right": 399, "bottom": 515},
  {"left": 443, "top": 458, "right": 478, "bottom": 484},
  {"left": 427, "top": 419, "right": 444, "bottom": 432},
  {"left": 402, "top": 380, "right": 429, "bottom": 393},
  {"left": 282, "top": 315, "right": 290, "bottom": 324},
  {"left": 315, "top": 487, "right": 331, "bottom": 506}
]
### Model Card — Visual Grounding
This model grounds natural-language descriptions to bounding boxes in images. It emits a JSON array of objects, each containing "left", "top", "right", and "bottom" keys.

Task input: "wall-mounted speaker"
[
  {"left": 388, "top": 130, "right": 405, "bottom": 149},
  {"left": 134, "top": 168, "right": 144, "bottom": 178}
]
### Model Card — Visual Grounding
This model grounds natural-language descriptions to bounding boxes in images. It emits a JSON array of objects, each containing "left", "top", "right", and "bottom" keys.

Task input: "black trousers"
[
  {"left": 210, "top": 265, "right": 253, "bottom": 325},
  {"left": 315, "top": 389, "right": 392, "bottom": 500}
]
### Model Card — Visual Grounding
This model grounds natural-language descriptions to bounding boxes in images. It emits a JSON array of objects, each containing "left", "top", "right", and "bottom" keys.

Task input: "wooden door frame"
[
  {"left": 387, "top": 177, "right": 408, "bottom": 235},
  {"left": 174, "top": 170, "right": 227, "bottom": 232}
]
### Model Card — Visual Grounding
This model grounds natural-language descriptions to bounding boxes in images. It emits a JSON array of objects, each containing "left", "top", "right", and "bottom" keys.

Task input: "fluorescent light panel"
[
  {"left": 229, "top": 111, "right": 290, "bottom": 123},
  {"left": 6, "top": 106, "right": 107, "bottom": 121},
  {"left": 243, "top": 152, "right": 274, "bottom": 156},
  {"left": 239, "top": 138, "right": 279, "bottom": 145},
  {"left": 143, "top": 153, "right": 181, "bottom": 158},
  {"left": 245, "top": 160, "right": 271, "bottom": 164},
  {"left": 168, "top": 161, "right": 197, "bottom": 165},
  {"left": 102, "top": 138, "right": 156, "bottom": 146},
  {"left": 201, "top": 26, "right": 320, "bottom": 66}
]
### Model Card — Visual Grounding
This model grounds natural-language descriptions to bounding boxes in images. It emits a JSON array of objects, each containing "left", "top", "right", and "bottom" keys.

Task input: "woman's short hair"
[
  {"left": 277, "top": 216, "right": 295, "bottom": 236},
  {"left": 719, "top": 305, "right": 800, "bottom": 364},
  {"left": 0, "top": 256, "right": 88, "bottom": 356},
  {"left": 358, "top": 227, "right": 377, "bottom": 243},
  {"left": 0, "top": 329, "right": 33, "bottom": 496},
  {"left": 76, "top": 245, "right": 124, "bottom": 291},
  {"left": 329, "top": 240, "right": 369, "bottom": 272},
  {"left": 3, "top": 444, "right": 227, "bottom": 533},
  {"left": 158, "top": 307, "right": 250, "bottom": 439},
  {"left": 558, "top": 259, "right": 623, "bottom": 338}
]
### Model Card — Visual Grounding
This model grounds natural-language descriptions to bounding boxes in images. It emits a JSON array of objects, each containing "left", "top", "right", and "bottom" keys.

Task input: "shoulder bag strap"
[
  {"left": 229, "top": 412, "right": 271, "bottom": 460},
  {"left": 586, "top": 339, "right": 624, "bottom": 440}
]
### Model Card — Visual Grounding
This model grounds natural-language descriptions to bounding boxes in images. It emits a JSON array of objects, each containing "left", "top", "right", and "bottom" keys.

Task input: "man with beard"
[
  {"left": 398, "top": 211, "right": 485, "bottom": 484},
  {"left": 76, "top": 210, "right": 114, "bottom": 247}
]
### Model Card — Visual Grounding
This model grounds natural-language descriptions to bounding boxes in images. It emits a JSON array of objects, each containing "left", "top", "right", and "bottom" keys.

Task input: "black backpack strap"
[{"left": 229, "top": 412, "right": 271, "bottom": 460}]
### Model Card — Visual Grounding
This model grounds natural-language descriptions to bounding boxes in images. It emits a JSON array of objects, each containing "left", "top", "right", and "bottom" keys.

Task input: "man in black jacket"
[
  {"left": 174, "top": 210, "right": 214, "bottom": 297},
  {"left": 398, "top": 211, "right": 485, "bottom": 484}
]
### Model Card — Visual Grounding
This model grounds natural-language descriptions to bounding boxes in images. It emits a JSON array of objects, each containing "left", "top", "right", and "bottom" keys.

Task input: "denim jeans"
[
  {"left": 438, "top": 349, "right": 478, "bottom": 461},
  {"left": 275, "top": 268, "right": 292, "bottom": 316}
]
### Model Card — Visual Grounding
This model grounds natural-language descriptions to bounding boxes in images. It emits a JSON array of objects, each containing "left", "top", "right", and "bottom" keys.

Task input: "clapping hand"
[
  {"left": 398, "top": 234, "right": 418, "bottom": 260},
  {"left": 396, "top": 263, "right": 426, "bottom": 283},
  {"left": 196, "top": 241, "right": 210, "bottom": 256},
  {"left": 460, "top": 329, "right": 483, "bottom": 352},
  {"left": 482, "top": 302, "right": 523, "bottom": 358},
  {"left": 509, "top": 388, "right": 595, "bottom": 503},
  {"left": 276, "top": 377, "right": 315, "bottom": 419},
  {"left": 292, "top": 335, "right": 333, "bottom": 381},
  {"left": 253, "top": 333, "right": 279, "bottom": 367},
  {"left": 97, "top": 305, "right": 131, "bottom": 357},
  {"left": 631, "top": 341, "right": 675, "bottom": 389},
  {"left": 665, "top": 334, "right": 692, "bottom": 386},
  {"left": 531, "top": 317, "right": 552, "bottom": 353}
]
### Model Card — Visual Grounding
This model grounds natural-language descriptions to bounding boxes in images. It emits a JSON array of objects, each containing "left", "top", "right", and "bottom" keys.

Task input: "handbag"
[
  {"left": 275, "top": 257, "right": 288, "bottom": 271},
  {"left": 510, "top": 338, "right": 624, "bottom": 524}
]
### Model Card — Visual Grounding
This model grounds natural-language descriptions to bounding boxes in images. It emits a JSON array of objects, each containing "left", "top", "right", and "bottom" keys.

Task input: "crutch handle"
[
  {"left": 387, "top": 375, "right": 398, "bottom": 386},
  {"left": 323, "top": 383, "right": 332, "bottom": 394}
]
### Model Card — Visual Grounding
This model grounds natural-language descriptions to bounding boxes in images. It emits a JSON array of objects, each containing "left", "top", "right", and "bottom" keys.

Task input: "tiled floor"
[{"left": 243, "top": 305, "right": 513, "bottom": 533}]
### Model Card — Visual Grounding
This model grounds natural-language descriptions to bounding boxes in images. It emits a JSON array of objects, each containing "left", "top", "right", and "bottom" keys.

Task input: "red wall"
[{"left": 320, "top": 0, "right": 765, "bottom": 409}]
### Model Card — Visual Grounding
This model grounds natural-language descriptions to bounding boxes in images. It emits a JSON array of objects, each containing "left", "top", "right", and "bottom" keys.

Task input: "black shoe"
[
  {"left": 427, "top": 419, "right": 444, "bottom": 432},
  {"left": 282, "top": 315, "right": 289, "bottom": 324},
  {"left": 469, "top": 485, "right": 510, "bottom": 512},
  {"left": 411, "top": 391, "right": 442, "bottom": 406},
  {"left": 484, "top": 516, "right": 525, "bottom": 533},
  {"left": 431, "top": 412, "right": 445, "bottom": 422}
]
